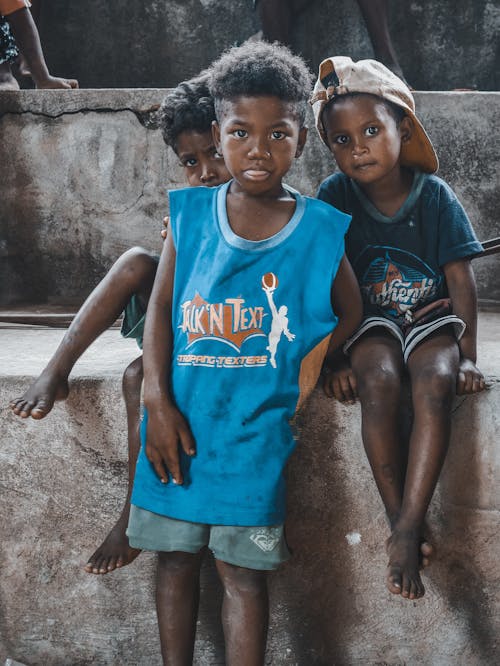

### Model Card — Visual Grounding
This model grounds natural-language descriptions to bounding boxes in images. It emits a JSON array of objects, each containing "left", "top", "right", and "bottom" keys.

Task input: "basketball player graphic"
[{"left": 261, "top": 273, "right": 295, "bottom": 368}]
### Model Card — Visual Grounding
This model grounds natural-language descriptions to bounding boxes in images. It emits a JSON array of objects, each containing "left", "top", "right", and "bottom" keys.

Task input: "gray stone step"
[{"left": 1, "top": 314, "right": 499, "bottom": 664}]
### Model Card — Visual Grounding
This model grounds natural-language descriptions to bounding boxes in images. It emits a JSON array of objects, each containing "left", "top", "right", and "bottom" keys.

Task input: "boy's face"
[
  {"left": 212, "top": 95, "right": 307, "bottom": 197},
  {"left": 322, "top": 94, "right": 410, "bottom": 186},
  {"left": 176, "top": 129, "right": 231, "bottom": 187}
]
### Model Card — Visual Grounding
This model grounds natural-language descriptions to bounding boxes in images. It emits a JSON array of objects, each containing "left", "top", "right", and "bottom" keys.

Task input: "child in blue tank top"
[{"left": 128, "top": 42, "right": 362, "bottom": 664}]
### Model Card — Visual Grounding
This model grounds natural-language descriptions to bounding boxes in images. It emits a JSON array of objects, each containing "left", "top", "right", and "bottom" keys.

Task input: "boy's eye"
[
  {"left": 365, "top": 126, "right": 378, "bottom": 136},
  {"left": 232, "top": 129, "right": 248, "bottom": 138},
  {"left": 334, "top": 135, "right": 349, "bottom": 145},
  {"left": 271, "top": 130, "right": 286, "bottom": 140},
  {"left": 181, "top": 158, "right": 197, "bottom": 168}
]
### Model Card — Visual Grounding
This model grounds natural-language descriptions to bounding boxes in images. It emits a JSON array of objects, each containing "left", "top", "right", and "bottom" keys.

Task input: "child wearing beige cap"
[{"left": 311, "top": 56, "right": 485, "bottom": 601}]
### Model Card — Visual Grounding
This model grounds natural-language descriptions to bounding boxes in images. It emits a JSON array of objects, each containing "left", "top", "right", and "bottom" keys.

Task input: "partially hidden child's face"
[
  {"left": 213, "top": 95, "right": 307, "bottom": 197},
  {"left": 176, "top": 129, "right": 231, "bottom": 188},
  {"left": 322, "top": 94, "right": 409, "bottom": 186}
]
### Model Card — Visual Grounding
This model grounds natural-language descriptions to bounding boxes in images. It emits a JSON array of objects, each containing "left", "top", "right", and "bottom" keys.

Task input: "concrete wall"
[
  {"left": 1, "top": 89, "right": 499, "bottom": 308},
  {"left": 1, "top": 317, "right": 499, "bottom": 665},
  {"left": 36, "top": 0, "right": 500, "bottom": 91}
]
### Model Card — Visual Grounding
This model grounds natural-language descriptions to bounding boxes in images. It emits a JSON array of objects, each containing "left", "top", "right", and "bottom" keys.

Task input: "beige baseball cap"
[{"left": 310, "top": 56, "right": 438, "bottom": 174}]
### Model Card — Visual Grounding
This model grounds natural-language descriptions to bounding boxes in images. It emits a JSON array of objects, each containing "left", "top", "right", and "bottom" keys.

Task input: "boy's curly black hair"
[
  {"left": 156, "top": 69, "right": 216, "bottom": 153},
  {"left": 209, "top": 41, "right": 313, "bottom": 126}
]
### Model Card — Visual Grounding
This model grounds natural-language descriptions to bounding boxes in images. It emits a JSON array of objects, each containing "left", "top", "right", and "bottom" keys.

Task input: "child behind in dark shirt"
[
  {"left": 10, "top": 70, "right": 231, "bottom": 574},
  {"left": 311, "top": 56, "right": 485, "bottom": 600}
]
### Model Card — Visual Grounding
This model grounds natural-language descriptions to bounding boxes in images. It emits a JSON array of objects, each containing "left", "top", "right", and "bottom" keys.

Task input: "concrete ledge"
[{"left": 1, "top": 314, "right": 499, "bottom": 664}]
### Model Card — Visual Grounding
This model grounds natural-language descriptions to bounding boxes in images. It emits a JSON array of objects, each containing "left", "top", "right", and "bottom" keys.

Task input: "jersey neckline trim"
[{"left": 216, "top": 180, "right": 306, "bottom": 251}]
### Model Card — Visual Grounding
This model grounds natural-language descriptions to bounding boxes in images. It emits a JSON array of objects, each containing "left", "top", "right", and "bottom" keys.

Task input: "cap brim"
[{"left": 401, "top": 111, "right": 439, "bottom": 174}]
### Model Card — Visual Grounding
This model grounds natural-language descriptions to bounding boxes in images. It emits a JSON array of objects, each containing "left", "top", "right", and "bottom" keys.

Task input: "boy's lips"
[
  {"left": 244, "top": 169, "right": 271, "bottom": 180},
  {"left": 354, "top": 161, "right": 376, "bottom": 170}
]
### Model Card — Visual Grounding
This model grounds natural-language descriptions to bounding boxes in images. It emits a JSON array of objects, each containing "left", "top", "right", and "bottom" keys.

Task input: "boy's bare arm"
[
  {"left": 443, "top": 258, "right": 485, "bottom": 395},
  {"left": 323, "top": 255, "right": 363, "bottom": 403},
  {"left": 142, "top": 234, "right": 195, "bottom": 485}
]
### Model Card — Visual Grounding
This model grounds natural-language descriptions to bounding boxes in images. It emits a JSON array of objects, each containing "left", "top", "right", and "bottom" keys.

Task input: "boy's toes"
[
  {"left": 30, "top": 402, "right": 51, "bottom": 419},
  {"left": 106, "top": 556, "right": 120, "bottom": 572},
  {"left": 386, "top": 566, "right": 403, "bottom": 595},
  {"left": 420, "top": 539, "right": 433, "bottom": 568}
]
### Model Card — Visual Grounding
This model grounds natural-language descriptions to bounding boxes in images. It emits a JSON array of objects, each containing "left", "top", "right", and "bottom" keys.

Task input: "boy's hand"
[
  {"left": 160, "top": 216, "right": 170, "bottom": 240},
  {"left": 146, "top": 401, "right": 196, "bottom": 485},
  {"left": 322, "top": 362, "right": 358, "bottom": 404},
  {"left": 456, "top": 358, "right": 485, "bottom": 395}
]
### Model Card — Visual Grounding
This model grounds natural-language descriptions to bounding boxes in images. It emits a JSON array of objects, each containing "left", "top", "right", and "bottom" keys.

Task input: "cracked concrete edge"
[{"left": 0, "top": 89, "right": 167, "bottom": 124}]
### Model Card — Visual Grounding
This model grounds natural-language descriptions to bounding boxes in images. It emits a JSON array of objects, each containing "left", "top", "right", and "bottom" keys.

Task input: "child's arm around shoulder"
[
  {"left": 443, "top": 259, "right": 485, "bottom": 395},
  {"left": 142, "top": 232, "right": 195, "bottom": 485},
  {"left": 322, "top": 255, "right": 363, "bottom": 404}
]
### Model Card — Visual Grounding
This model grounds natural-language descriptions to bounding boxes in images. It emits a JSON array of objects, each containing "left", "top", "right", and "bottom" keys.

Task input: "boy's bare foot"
[
  {"left": 10, "top": 370, "right": 69, "bottom": 419},
  {"left": 420, "top": 538, "right": 433, "bottom": 569},
  {"left": 0, "top": 62, "right": 20, "bottom": 90},
  {"left": 85, "top": 507, "right": 141, "bottom": 574},
  {"left": 386, "top": 529, "right": 425, "bottom": 599}
]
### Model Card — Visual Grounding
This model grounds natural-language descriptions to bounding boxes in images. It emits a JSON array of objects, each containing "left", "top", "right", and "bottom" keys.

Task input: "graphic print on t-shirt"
[
  {"left": 177, "top": 272, "right": 295, "bottom": 369},
  {"left": 354, "top": 246, "right": 442, "bottom": 320}
]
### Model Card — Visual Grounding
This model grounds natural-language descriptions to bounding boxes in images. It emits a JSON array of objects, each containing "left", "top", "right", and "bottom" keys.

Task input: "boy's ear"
[
  {"left": 212, "top": 120, "right": 221, "bottom": 152},
  {"left": 400, "top": 116, "right": 413, "bottom": 144},
  {"left": 295, "top": 127, "right": 308, "bottom": 158}
]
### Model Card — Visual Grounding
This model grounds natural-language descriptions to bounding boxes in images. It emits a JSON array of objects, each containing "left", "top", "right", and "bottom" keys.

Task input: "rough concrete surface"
[
  {"left": 36, "top": 0, "right": 500, "bottom": 90},
  {"left": 1, "top": 90, "right": 499, "bottom": 308},
  {"left": 0, "top": 314, "right": 499, "bottom": 665}
]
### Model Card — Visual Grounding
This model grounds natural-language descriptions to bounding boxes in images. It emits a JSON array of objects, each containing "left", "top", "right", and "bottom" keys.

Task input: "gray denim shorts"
[{"left": 127, "top": 504, "right": 290, "bottom": 571}]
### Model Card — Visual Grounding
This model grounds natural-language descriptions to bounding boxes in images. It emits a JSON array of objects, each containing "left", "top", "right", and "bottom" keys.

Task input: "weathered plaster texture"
[
  {"left": 36, "top": 0, "right": 500, "bottom": 90},
  {"left": 1, "top": 89, "right": 499, "bottom": 307},
  {"left": 0, "top": 314, "right": 499, "bottom": 664}
]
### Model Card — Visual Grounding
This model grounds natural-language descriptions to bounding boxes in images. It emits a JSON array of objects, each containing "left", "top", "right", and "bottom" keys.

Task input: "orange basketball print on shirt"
[{"left": 262, "top": 272, "right": 278, "bottom": 290}]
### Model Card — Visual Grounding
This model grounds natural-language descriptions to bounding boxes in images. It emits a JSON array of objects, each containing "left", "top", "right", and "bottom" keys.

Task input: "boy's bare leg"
[
  {"left": 350, "top": 330, "right": 433, "bottom": 568},
  {"left": 356, "top": 0, "right": 408, "bottom": 85},
  {"left": 350, "top": 331, "right": 407, "bottom": 522},
  {"left": 85, "top": 355, "right": 143, "bottom": 574},
  {"left": 216, "top": 560, "right": 268, "bottom": 666},
  {"left": 386, "top": 330, "right": 459, "bottom": 599},
  {"left": 156, "top": 550, "right": 204, "bottom": 665},
  {"left": 10, "top": 247, "right": 157, "bottom": 419}
]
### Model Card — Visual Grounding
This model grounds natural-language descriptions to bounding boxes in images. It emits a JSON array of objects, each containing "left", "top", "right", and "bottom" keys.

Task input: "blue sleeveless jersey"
[{"left": 131, "top": 181, "right": 350, "bottom": 525}]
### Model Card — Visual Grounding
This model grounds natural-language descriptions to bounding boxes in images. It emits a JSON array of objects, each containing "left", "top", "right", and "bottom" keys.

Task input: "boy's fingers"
[
  {"left": 339, "top": 375, "right": 355, "bottom": 403},
  {"left": 147, "top": 448, "right": 169, "bottom": 484},
  {"left": 456, "top": 371, "right": 465, "bottom": 395},
  {"left": 322, "top": 375, "right": 334, "bottom": 398},
  {"left": 179, "top": 427, "right": 196, "bottom": 457},
  {"left": 348, "top": 374, "right": 358, "bottom": 398}
]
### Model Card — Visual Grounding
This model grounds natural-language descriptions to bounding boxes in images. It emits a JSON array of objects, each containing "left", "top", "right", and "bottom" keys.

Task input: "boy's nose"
[
  {"left": 199, "top": 165, "right": 216, "bottom": 183},
  {"left": 351, "top": 139, "right": 368, "bottom": 156},
  {"left": 248, "top": 141, "right": 271, "bottom": 159}
]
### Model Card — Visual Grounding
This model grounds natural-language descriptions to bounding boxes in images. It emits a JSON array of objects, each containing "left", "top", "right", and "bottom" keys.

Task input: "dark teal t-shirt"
[{"left": 317, "top": 171, "right": 482, "bottom": 325}]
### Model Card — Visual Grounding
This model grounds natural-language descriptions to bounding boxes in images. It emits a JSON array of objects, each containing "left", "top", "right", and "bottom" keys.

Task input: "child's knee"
[
  {"left": 122, "top": 356, "right": 143, "bottom": 385},
  {"left": 157, "top": 550, "right": 202, "bottom": 577},
  {"left": 216, "top": 560, "right": 267, "bottom": 597},
  {"left": 413, "top": 364, "right": 455, "bottom": 404},
  {"left": 117, "top": 247, "right": 158, "bottom": 284},
  {"left": 357, "top": 365, "right": 402, "bottom": 402}
]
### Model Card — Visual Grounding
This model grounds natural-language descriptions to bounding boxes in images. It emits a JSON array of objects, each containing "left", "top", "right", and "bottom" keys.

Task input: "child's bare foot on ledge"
[
  {"left": 10, "top": 369, "right": 70, "bottom": 419},
  {"left": 386, "top": 529, "right": 425, "bottom": 599},
  {"left": 420, "top": 538, "right": 433, "bottom": 569},
  {"left": 85, "top": 507, "right": 141, "bottom": 574}
]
